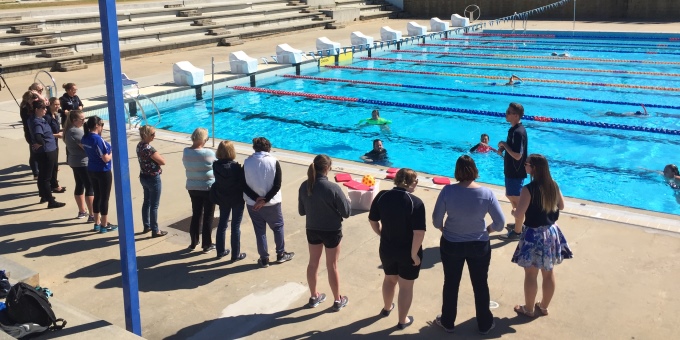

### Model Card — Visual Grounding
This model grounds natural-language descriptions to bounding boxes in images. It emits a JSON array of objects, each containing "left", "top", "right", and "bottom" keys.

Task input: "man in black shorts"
[
  {"left": 369, "top": 168, "right": 426, "bottom": 330},
  {"left": 497, "top": 102, "right": 528, "bottom": 240}
]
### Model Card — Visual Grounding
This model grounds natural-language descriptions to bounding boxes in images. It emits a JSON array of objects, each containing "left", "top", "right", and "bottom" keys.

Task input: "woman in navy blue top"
[
  {"left": 81, "top": 116, "right": 117, "bottom": 234},
  {"left": 28, "top": 101, "right": 65, "bottom": 209}
]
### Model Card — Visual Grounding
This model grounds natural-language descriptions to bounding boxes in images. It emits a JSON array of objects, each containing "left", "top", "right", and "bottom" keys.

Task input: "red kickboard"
[
  {"left": 386, "top": 167, "right": 399, "bottom": 173},
  {"left": 385, "top": 173, "right": 396, "bottom": 179},
  {"left": 335, "top": 173, "right": 352, "bottom": 182},
  {"left": 432, "top": 177, "right": 451, "bottom": 185},
  {"left": 343, "top": 180, "right": 371, "bottom": 191}
]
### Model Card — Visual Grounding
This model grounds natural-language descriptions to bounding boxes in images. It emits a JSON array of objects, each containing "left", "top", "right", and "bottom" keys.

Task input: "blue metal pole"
[{"left": 97, "top": 0, "right": 142, "bottom": 335}]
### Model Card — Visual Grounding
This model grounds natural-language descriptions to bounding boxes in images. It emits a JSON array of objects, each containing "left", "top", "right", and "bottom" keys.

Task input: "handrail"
[
  {"left": 33, "top": 70, "right": 57, "bottom": 99},
  {"left": 123, "top": 92, "right": 162, "bottom": 129}
]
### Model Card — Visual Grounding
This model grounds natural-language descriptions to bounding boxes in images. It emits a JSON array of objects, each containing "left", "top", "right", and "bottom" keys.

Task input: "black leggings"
[
  {"left": 88, "top": 171, "right": 112, "bottom": 215},
  {"left": 36, "top": 150, "right": 57, "bottom": 201},
  {"left": 72, "top": 166, "right": 93, "bottom": 196}
]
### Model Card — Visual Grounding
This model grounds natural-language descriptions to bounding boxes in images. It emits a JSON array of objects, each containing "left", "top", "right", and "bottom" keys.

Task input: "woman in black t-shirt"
[{"left": 510, "top": 154, "right": 573, "bottom": 318}]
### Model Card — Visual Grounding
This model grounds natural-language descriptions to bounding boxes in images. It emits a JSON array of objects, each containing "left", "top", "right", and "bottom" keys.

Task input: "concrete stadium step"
[
  {"left": 164, "top": 3, "right": 184, "bottom": 8},
  {"left": 220, "top": 37, "right": 243, "bottom": 46},
  {"left": 191, "top": 19, "right": 217, "bottom": 26},
  {"left": 1, "top": 255, "right": 39, "bottom": 287},
  {"left": 0, "top": 15, "right": 21, "bottom": 22},
  {"left": 178, "top": 9, "right": 202, "bottom": 17},
  {"left": 40, "top": 46, "right": 74, "bottom": 58},
  {"left": 9, "top": 23, "right": 43, "bottom": 34},
  {"left": 56, "top": 59, "right": 88, "bottom": 71},
  {"left": 25, "top": 35, "right": 58, "bottom": 45},
  {"left": 208, "top": 28, "right": 232, "bottom": 35},
  {"left": 287, "top": 0, "right": 301, "bottom": 6},
  {"left": 326, "top": 23, "right": 346, "bottom": 29},
  {"left": 359, "top": 11, "right": 396, "bottom": 21}
]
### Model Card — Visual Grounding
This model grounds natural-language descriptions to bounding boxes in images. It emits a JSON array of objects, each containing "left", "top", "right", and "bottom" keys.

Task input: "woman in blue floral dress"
[{"left": 511, "top": 154, "right": 573, "bottom": 317}]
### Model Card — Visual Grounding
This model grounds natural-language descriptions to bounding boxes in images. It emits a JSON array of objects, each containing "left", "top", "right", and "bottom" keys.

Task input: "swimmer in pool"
[
  {"left": 469, "top": 133, "right": 498, "bottom": 153},
  {"left": 551, "top": 52, "right": 570, "bottom": 57},
  {"left": 488, "top": 75, "right": 522, "bottom": 86},
  {"left": 605, "top": 104, "right": 649, "bottom": 117},
  {"left": 359, "top": 109, "right": 391, "bottom": 125},
  {"left": 360, "top": 139, "right": 389, "bottom": 165},
  {"left": 663, "top": 164, "right": 680, "bottom": 190}
]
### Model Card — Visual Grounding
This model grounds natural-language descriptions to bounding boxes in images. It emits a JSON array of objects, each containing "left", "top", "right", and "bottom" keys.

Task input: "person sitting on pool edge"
[
  {"left": 361, "top": 139, "right": 389, "bottom": 164},
  {"left": 359, "top": 109, "right": 391, "bottom": 125},
  {"left": 470, "top": 133, "right": 498, "bottom": 153}
]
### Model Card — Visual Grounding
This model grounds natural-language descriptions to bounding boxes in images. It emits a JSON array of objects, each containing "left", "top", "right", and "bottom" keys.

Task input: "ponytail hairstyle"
[
  {"left": 526, "top": 154, "right": 559, "bottom": 212},
  {"left": 84, "top": 115, "right": 102, "bottom": 137},
  {"left": 62, "top": 110, "right": 82, "bottom": 134},
  {"left": 307, "top": 154, "right": 332, "bottom": 196}
]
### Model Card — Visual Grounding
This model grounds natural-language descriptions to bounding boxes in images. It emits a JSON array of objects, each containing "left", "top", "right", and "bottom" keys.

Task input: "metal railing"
[{"left": 33, "top": 70, "right": 58, "bottom": 99}]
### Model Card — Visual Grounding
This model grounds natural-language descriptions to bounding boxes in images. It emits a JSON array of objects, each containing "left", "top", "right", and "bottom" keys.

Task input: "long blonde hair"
[
  {"left": 527, "top": 154, "right": 559, "bottom": 212},
  {"left": 307, "top": 154, "right": 331, "bottom": 196}
]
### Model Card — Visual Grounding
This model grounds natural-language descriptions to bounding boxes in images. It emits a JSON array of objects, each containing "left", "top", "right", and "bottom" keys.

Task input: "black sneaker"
[
  {"left": 479, "top": 321, "right": 495, "bottom": 335},
  {"left": 505, "top": 223, "right": 515, "bottom": 232},
  {"left": 47, "top": 201, "right": 66, "bottom": 209},
  {"left": 500, "top": 230, "right": 521, "bottom": 241},
  {"left": 217, "top": 250, "right": 231, "bottom": 259},
  {"left": 332, "top": 296, "right": 349, "bottom": 312},
  {"left": 258, "top": 257, "right": 270, "bottom": 268},
  {"left": 203, "top": 245, "right": 216, "bottom": 253},
  {"left": 276, "top": 252, "right": 295, "bottom": 263},
  {"left": 307, "top": 293, "right": 326, "bottom": 308},
  {"left": 152, "top": 230, "right": 168, "bottom": 238},
  {"left": 435, "top": 315, "right": 455, "bottom": 333}
]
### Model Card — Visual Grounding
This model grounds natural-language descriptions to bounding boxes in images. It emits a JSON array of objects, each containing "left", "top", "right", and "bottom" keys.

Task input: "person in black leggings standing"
[
  {"left": 81, "top": 116, "right": 117, "bottom": 234},
  {"left": 28, "top": 101, "right": 65, "bottom": 208}
]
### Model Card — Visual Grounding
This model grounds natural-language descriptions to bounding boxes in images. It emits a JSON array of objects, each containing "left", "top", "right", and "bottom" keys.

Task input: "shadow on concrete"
[
  {"left": 67, "top": 249, "right": 260, "bottom": 292},
  {"left": 166, "top": 305, "right": 328, "bottom": 339},
  {"left": 35, "top": 320, "right": 113, "bottom": 339},
  {"left": 23, "top": 231, "right": 119, "bottom": 258},
  {"left": 165, "top": 215, "right": 217, "bottom": 234},
  {"left": 420, "top": 246, "right": 441, "bottom": 270},
  {"left": 490, "top": 236, "right": 518, "bottom": 250},
  {"left": 0, "top": 219, "right": 89, "bottom": 255}
]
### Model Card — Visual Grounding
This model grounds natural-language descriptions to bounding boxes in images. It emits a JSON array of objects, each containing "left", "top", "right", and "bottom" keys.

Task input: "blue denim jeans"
[
  {"left": 216, "top": 202, "right": 245, "bottom": 258},
  {"left": 140, "top": 174, "right": 161, "bottom": 232}
]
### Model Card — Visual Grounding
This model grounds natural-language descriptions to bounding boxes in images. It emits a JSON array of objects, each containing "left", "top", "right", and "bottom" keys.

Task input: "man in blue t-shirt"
[{"left": 496, "top": 102, "right": 528, "bottom": 240}]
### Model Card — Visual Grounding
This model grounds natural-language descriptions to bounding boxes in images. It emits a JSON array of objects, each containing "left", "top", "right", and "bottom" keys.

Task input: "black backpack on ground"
[{"left": 4, "top": 282, "right": 66, "bottom": 331}]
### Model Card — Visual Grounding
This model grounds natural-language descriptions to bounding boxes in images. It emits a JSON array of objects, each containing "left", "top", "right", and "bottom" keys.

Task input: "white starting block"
[
  {"left": 380, "top": 26, "right": 402, "bottom": 41},
  {"left": 316, "top": 37, "right": 341, "bottom": 56},
  {"left": 430, "top": 17, "right": 449, "bottom": 32},
  {"left": 350, "top": 31, "right": 374, "bottom": 47},
  {"left": 121, "top": 73, "right": 139, "bottom": 97},
  {"left": 172, "top": 61, "right": 204, "bottom": 86},
  {"left": 407, "top": 21, "right": 428, "bottom": 36},
  {"left": 275, "top": 44, "right": 303, "bottom": 64},
  {"left": 229, "top": 51, "right": 258, "bottom": 74},
  {"left": 451, "top": 14, "right": 470, "bottom": 27}
]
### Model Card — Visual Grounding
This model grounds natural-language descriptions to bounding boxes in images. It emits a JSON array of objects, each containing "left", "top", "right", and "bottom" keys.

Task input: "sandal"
[
  {"left": 396, "top": 316, "right": 414, "bottom": 330},
  {"left": 380, "top": 303, "right": 394, "bottom": 317},
  {"left": 514, "top": 305, "right": 535, "bottom": 317},
  {"left": 534, "top": 302, "right": 549, "bottom": 316}
]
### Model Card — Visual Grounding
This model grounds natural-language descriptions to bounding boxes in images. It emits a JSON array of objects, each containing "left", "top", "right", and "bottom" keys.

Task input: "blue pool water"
[{"left": 150, "top": 32, "right": 680, "bottom": 215}]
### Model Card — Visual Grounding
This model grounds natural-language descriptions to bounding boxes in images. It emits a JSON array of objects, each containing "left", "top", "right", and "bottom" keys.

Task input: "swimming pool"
[{"left": 151, "top": 30, "right": 680, "bottom": 215}]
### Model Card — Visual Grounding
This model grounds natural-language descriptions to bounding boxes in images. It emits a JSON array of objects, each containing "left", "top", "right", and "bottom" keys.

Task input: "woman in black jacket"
[{"left": 212, "top": 141, "right": 247, "bottom": 261}]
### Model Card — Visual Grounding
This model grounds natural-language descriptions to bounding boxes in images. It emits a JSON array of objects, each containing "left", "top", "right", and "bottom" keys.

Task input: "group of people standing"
[{"left": 19, "top": 82, "right": 117, "bottom": 233}]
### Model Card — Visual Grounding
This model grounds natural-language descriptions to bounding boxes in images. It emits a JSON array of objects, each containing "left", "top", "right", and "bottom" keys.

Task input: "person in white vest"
[{"left": 243, "top": 137, "right": 295, "bottom": 268}]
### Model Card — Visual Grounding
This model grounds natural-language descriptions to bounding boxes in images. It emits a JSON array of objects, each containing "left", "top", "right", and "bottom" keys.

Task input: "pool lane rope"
[
  {"left": 406, "top": 47, "right": 680, "bottom": 65},
  {"left": 323, "top": 65, "right": 680, "bottom": 92},
  {"left": 230, "top": 86, "right": 680, "bottom": 136},
  {"left": 464, "top": 33, "right": 680, "bottom": 41},
  {"left": 282, "top": 74, "right": 680, "bottom": 110},
  {"left": 360, "top": 56, "right": 680, "bottom": 78},
  {"left": 441, "top": 37, "right": 680, "bottom": 49},
  {"left": 419, "top": 43, "right": 680, "bottom": 57}
]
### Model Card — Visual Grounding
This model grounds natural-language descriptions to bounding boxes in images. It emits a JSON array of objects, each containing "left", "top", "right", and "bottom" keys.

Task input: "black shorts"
[
  {"left": 306, "top": 229, "right": 343, "bottom": 249},
  {"left": 380, "top": 251, "right": 422, "bottom": 280}
]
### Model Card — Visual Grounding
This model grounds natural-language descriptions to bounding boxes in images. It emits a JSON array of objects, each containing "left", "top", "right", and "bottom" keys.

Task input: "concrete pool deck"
[{"left": 1, "top": 17, "right": 680, "bottom": 339}]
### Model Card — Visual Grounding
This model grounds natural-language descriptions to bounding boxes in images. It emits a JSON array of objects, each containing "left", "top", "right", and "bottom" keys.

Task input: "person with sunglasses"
[
  {"left": 81, "top": 116, "right": 117, "bottom": 233},
  {"left": 63, "top": 110, "right": 94, "bottom": 221},
  {"left": 369, "top": 168, "right": 426, "bottom": 330},
  {"left": 137, "top": 125, "right": 167, "bottom": 238}
]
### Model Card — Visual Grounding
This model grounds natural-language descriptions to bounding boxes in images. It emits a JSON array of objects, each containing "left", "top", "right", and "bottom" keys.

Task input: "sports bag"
[{"left": 4, "top": 282, "right": 66, "bottom": 331}]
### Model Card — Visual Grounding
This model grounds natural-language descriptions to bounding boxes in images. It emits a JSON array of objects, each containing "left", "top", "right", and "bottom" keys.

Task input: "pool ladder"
[
  {"left": 511, "top": 12, "right": 528, "bottom": 34},
  {"left": 123, "top": 92, "right": 162, "bottom": 129}
]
